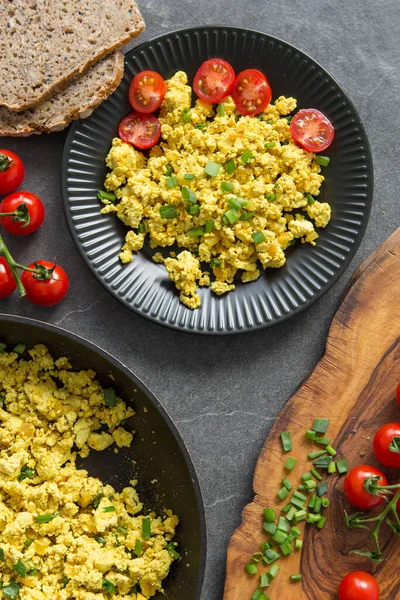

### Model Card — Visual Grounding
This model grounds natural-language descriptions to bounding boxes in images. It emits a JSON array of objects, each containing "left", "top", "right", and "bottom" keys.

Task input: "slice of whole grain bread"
[
  {"left": 0, "top": 0, "right": 144, "bottom": 112},
  {"left": 0, "top": 52, "right": 124, "bottom": 136}
]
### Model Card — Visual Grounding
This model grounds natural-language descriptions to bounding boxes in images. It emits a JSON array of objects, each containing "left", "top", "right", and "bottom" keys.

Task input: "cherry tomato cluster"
[
  {"left": 118, "top": 59, "right": 334, "bottom": 153},
  {"left": 0, "top": 149, "right": 68, "bottom": 306},
  {"left": 337, "top": 384, "right": 400, "bottom": 600}
]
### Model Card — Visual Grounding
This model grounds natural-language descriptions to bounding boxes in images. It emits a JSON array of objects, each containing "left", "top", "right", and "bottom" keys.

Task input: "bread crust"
[
  {"left": 0, "top": 52, "right": 125, "bottom": 136},
  {"left": 0, "top": 1, "right": 144, "bottom": 112}
]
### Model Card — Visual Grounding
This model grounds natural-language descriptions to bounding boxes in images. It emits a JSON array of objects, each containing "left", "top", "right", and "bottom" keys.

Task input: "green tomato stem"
[{"left": 0, "top": 234, "right": 26, "bottom": 297}]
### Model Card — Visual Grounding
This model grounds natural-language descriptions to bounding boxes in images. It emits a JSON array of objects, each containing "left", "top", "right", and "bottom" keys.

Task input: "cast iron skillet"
[{"left": 0, "top": 314, "right": 206, "bottom": 600}]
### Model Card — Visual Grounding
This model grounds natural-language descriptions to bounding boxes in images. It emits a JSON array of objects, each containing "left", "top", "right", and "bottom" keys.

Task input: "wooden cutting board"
[{"left": 224, "top": 227, "right": 400, "bottom": 600}]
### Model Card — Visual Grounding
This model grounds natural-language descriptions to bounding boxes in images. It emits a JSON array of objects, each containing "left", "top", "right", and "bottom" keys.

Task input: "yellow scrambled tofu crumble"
[
  {"left": 0, "top": 345, "right": 178, "bottom": 599},
  {"left": 101, "top": 71, "right": 331, "bottom": 309}
]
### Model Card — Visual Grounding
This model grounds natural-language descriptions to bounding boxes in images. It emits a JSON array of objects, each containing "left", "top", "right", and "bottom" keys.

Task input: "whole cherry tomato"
[
  {"left": 0, "top": 149, "right": 24, "bottom": 195},
  {"left": 0, "top": 191, "right": 45, "bottom": 236},
  {"left": 231, "top": 68, "right": 272, "bottom": 116},
  {"left": 129, "top": 70, "right": 166, "bottom": 113},
  {"left": 0, "top": 257, "right": 16, "bottom": 298},
  {"left": 338, "top": 571, "right": 380, "bottom": 600},
  {"left": 373, "top": 423, "right": 400, "bottom": 468},
  {"left": 118, "top": 112, "right": 161, "bottom": 150},
  {"left": 344, "top": 465, "right": 387, "bottom": 510},
  {"left": 290, "top": 108, "right": 334, "bottom": 153},
  {"left": 193, "top": 59, "right": 236, "bottom": 104},
  {"left": 21, "top": 261, "right": 69, "bottom": 306}
]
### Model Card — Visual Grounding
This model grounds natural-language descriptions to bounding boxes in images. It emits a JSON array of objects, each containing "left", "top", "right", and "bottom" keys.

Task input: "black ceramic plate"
[
  {"left": 62, "top": 26, "right": 373, "bottom": 334},
  {"left": 0, "top": 314, "right": 206, "bottom": 599}
]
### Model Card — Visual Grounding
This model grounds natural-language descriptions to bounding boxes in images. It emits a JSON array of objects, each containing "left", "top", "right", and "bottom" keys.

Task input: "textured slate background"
[{"left": 1, "top": 1, "right": 399, "bottom": 598}]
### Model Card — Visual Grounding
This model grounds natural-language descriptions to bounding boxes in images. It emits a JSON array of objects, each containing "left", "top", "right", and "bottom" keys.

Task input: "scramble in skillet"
[
  {"left": 100, "top": 62, "right": 333, "bottom": 309},
  {"left": 0, "top": 344, "right": 178, "bottom": 599}
]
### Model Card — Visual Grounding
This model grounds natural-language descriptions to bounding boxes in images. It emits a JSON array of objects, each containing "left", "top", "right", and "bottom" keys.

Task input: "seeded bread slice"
[
  {"left": 0, "top": 52, "right": 124, "bottom": 136},
  {"left": 0, "top": 0, "right": 144, "bottom": 112}
]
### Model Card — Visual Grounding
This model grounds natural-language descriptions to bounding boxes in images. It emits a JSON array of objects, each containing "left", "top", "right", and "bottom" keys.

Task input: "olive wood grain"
[{"left": 224, "top": 227, "right": 400, "bottom": 600}]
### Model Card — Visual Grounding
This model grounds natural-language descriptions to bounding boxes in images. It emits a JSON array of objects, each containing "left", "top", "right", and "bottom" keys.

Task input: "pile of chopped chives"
[{"left": 245, "top": 418, "right": 348, "bottom": 599}]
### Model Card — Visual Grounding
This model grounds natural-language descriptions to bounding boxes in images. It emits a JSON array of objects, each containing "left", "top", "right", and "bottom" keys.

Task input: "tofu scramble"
[
  {"left": 101, "top": 71, "right": 331, "bottom": 309},
  {"left": 0, "top": 344, "right": 178, "bottom": 599}
]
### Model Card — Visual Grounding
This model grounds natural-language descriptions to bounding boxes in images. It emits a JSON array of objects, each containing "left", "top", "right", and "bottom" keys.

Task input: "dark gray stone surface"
[{"left": 1, "top": 1, "right": 399, "bottom": 598}]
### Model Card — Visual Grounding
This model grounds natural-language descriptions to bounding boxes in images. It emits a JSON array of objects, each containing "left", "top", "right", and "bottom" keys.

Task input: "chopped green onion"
[
  {"left": 240, "top": 210, "right": 256, "bottom": 221},
  {"left": 311, "top": 468, "right": 323, "bottom": 481},
  {"left": 307, "top": 513, "right": 321, "bottom": 524},
  {"left": 24, "top": 538, "right": 34, "bottom": 548},
  {"left": 166, "top": 542, "right": 180, "bottom": 559},
  {"left": 0, "top": 342, "right": 7, "bottom": 353},
  {"left": 103, "top": 388, "right": 117, "bottom": 408},
  {"left": 336, "top": 459, "right": 349, "bottom": 474},
  {"left": 195, "top": 123, "right": 206, "bottom": 130},
  {"left": 2, "top": 582, "right": 20, "bottom": 600},
  {"left": 224, "top": 208, "right": 240, "bottom": 224},
  {"left": 187, "top": 228, "right": 204, "bottom": 237},
  {"left": 103, "top": 506, "right": 116, "bottom": 513},
  {"left": 264, "top": 142, "right": 276, "bottom": 149},
  {"left": 308, "top": 450, "right": 327, "bottom": 460},
  {"left": 285, "top": 116, "right": 293, "bottom": 123},
  {"left": 27, "top": 567, "right": 39, "bottom": 576},
  {"left": 315, "top": 437, "right": 331, "bottom": 445},
  {"left": 160, "top": 205, "right": 177, "bottom": 219},
  {"left": 305, "top": 430, "right": 317, "bottom": 440},
  {"left": 295, "top": 539, "right": 303, "bottom": 550},
  {"left": 301, "top": 472, "right": 312, "bottom": 482},
  {"left": 280, "top": 432, "right": 293, "bottom": 452},
  {"left": 317, "top": 481, "right": 328, "bottom": 497},
  {"left": 279, "top": 540, "right": 293, "bottom": 556},
  {"left": 265, "top": 193, "right": 276, "bottom": 203},
  {"left": 308, "top": 494, "right": 316, "bottom": 510},
  {"left": 290, "top": 495, "right": 305, "bottom": 510},
  {"left": 325, "top": 444, "right": 337, "bottom": 456},
  {"left": 313, "top": 497, "right": 322, "bottom": 514},
  {"left": 93, "top": 493, "right": 104, "bottom": 509},
  {"left": 61, "top": 576, "right": 70, "bottom": 587},
  {"left": 252, "top": 231, "right": 266, "bottom": 245},
  {"left": 218, "top": 103, "right": 225, "bottom": 116},
  {"left": 277, "top": 517, "right": 290, "bottom": 532},
  {"left": 142, "top": 517, "right": 151, "bottom": 539},
  {"left": 293, "top": 490, "right": 307, "bottom": 502},
  {"left": 204, "top": 161, "right": 221, "bottom": 177},
  {"left": 204, "top": 220, "right": 214, "bottom": 233},
  {"left": 263, "top": 508, "right": 275, "bottom": 522},
  {"left": 18, "top": 464, "right": 35, "bottom": 482},
  {"left": 166, "top": 175, "right": 178, "bottom": 188},
  {"left": 293, "top": 510, "right": 307, "bottom": 523},
  {"left": 284, "top": 457, "right": 297, "bottom": 471},
  {"left": 182, "top": 108, "right": 191, "bottom": 123},
  {"left": 187, "top": 204, "right": 200, "bottom": 215},
  {"left": 328, "top": 461, "right": 337, "bottom": 474},
  {"left": 102, "top": 578, "right": 115, "bottom": 594},
  {"left": 184, "top": 173, "right": 195, "bottom": 180},
  {"left": 165, "top": 165, "right": 174, "bottom": 176},
  {"left": 245, "top": 563, "right": 258, "bottom": 575},
  {"left": 117, "top": 526, "right": 127, "bottom": 535},
  {"left": 272, "top": 531, "right": 287, "bottom": 545},
  {"left": 14, "top": 561, "right": 27, "bottom": 577},
  {"left": 241, "top": 149, "right": 255, "bottom": 164},
  {"left": 252, "top": 552, "right": 264, "bottom": 563},
  {"left": 210, "top": 258, "right": 221, "bottom": 268},
  {"left": 290, "top": 526, "right": 301, "bottom": 538},
  {"left": 138, "top": 222, "right": 145, "bottom": 234},
  {"left": 290, "top": 574, "right": 303, "bottom": 582},
  {"left": 262, "top": 549, "right": 280, "bottom": 565},
  {"left": 97, "top": 190, "right": 116, "bottom": 202},
  {"left": 94, "top": 535, "right": 106, "bottom": 546},
  {"left": 277, "top": 487, "right": 289, "bottom": 502},
  {"left": 36, "top": 513, "right": 59, "bottom": 524},
  {"left": 317, "top": 516, "right": 327, "bottom": 529},
  {"left": 263, "top": 522, "right": 277, "bottom": 536},
  {"left": 261, "top": 542, "right": 272, "bottom": 552},
  {"left": 13, "top": 343, "right": 26, "bottom": 355},
  {"left": 281, "top": 503, "right": 291, "bottom": 513},
  {"left": 313, "top": 456, "right": 332, "bottom": 469},
  {"left": 286, "top": 506, "right": 296, "bottom": 521},
  {"left": 251, "top": 590, "right": 267, "bottom": 600},
  {"left": 224, "top": 158, "right": 236, "bottom": 174},
  {"left": 221, "top": 181, "right": 234, "bottom": 193},
  {"left": 282, "top": 478, "right": 293, "bottom": 491},
  {"left": 315, "top": 155, "right": 330, "bottom": 167},
  {"left": 260, "top": 573, "right": 269, "bottom": 588},
  {"left": 304, "top": 480, "right": 317, "bottom": 491},
  {"left": 312, "top": 418, "right": 330, "bottom": 433},
  {"left": 182, "top": 186, "right": 197, "bottom": 204},
  {"left": 321, "top": 497, "right": 330, "bottom": 508},
  {"left": 134, "top": 539, "right": 143, "bottom": 556},
  {"left": 268, "top": 564, "right": 280, "bottom": 579},
  {"left": 227, "top": 197, "right": 242, "bottom": 210}
]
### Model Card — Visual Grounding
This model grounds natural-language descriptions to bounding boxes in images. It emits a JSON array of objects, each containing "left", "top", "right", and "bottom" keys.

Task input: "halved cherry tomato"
[
  {"left": 290, "top": 108, "right": 334, "bottom": 152},
  {"left": 21, "top": 261, "right": 69, "bottom": 306},
  {"left": 338, "top": 571, "right": 380, "bottom": 600},
  {"left": 193, "top": 58, "right": 236, "bottom": 104},
  {"left": 0, "top": 257, "right": 16, "bottom": 298},
  {"left": 231, "top": 69, "right": 272, "bottom": 116},
  {"left": 373, "top": 423, "right": 400, "bottom": 468},
  {"left": 118, "top": 112, "right": 161, "bottom": 150},
  {"left": 0, "top": 191, "right": 45, "bottom": 236},
  {"left": 129, "top": 70, "right": 166, "bottom": 113},
  {"left": 0, "top": 149, "right": 24, "bottom": 195},
  {"left": 344, "top": 465, "right": 387, "bottom": 510},
  {"left": 396, "top": 383, "right": 400, "bottom": 406}
]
